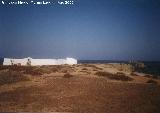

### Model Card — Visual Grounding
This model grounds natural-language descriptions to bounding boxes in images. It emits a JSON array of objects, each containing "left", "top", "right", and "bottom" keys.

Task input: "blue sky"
[{"left": 0, "top": 0, "right": 160, "bottom": 61}]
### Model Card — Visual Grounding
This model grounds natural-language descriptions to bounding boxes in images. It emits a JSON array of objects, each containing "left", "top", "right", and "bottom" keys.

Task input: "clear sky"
[{"left": 0, "top": 0, "right": 160, "bottom": 61}]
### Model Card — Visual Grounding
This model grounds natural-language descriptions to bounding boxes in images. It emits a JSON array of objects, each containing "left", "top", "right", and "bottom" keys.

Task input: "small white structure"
[{"left": 3, "top": 57, "right": 77, "bottom": 66}]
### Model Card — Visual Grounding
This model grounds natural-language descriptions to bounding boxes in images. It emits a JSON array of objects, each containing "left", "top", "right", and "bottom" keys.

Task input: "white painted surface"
[{"left": 3, "top": 57, "right": 77, "bottom": 66}]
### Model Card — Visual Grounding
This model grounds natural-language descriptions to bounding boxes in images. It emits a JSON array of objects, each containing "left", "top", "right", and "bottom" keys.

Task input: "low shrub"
[
  {"left": 63, "top": 73, "right": 73, "bottom": 78},
  {"left": 0, "top": 65, "right": 27, "bottom": 72},
  {"left": 93, "top": 69, "right": 98, "bottom": 71},
  {"left": 95, "top": 71, "right": 133, "bottom": 81},
  {"left": 24, "top": 67, "right": 52, "bottom": 76},
  {"left": 116, "top": 72, "right": 125, "bottom": 76},
  {"left": 60, "top": 66, "right": 75, "bottom": 73},
  {"left": 130, "top": 72, "right": 139, "bottom": 76},
  {"left": 95, "top": 71, "right": 113, "bottom": 77},
  {"left": 82, "top": 64, "right": 103, "bottom": 70},
  {"left": 24, "top": 66, "right": 39, "bottom": 75},
  {"left": 0, "top": 66, "right": 9, "bottom": 70},
  {"left": 0, "top": 70, "right": 30, "bottom": 85},
  {"left": 50, "top": 67, "right": 59, "bottom": 72},
  {"left": 144, "top": 74, "right": 152, "bottom": 78},
  {"left": 82, "top": 68, "right": 88, "bottom": 70},
  {"left": 152, "top": 75, "right": 159, "bottom": 79},
  {"left": 39, "top": 67, "right": 52, "bottom": 74},
  {"left": 146, "top": 79, "right": 157, "bottom": 84},
  {"left": 144, "top": 74, "right": 159, "bottom": 79},
  {"left": 79, "top": 70, "right": 91, "bottom": 74}
]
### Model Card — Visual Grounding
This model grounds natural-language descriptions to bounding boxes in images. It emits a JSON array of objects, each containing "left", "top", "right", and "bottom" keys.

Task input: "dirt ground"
[{"left": 0, "top": 64, "right": 160, "bottom": 113}]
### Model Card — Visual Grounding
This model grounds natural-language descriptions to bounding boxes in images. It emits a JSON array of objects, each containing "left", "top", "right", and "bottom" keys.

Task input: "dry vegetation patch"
[
  {"left": 82, "top": 64, "right": 103, "bottom": 70},
  {"left": 79, "top": 70, "right": 91, "bottom": 74},
  {"left": 0, "top": 65, "right": 27, "bottom": 72},
  {"left": 112, "top": 63, "right": 135, "bottom": 72},
  {"left": 82, "top": 68, "right": 88, "bottom": 71},
  {"left": 130, "top": 72, "right": 139, "bottom": 76},
  {"left": 0, "top": 66, "right": 49, "bottom": 76},
  {"left": 63, "top": 73, "right": 73, "bottom": 78},
  {"left": 146, "top": 79, "right": 158, "bottom": 84},
  {"left": 0, "top": 70, "right": 30, "bottom": 85},
  {"left": 95, "top": 71, "right": 133, "bottom": 81},
  {"left": 144, "top": 74, "right": 159, "bottom": 79},
  {"left": 0, "top": 65, "right": 75, "bottom": 76},
  {"left": 24, "top": 67, "right": 53, "bottom": 76},
  {"left": 47, "top": 65, "right": 75, "bottom": 73}
]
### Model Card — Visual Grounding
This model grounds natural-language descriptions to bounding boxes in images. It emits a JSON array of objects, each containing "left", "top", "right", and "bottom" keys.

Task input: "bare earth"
[{"left": 0, "top": 64, "right": 160, "bottom": 113}]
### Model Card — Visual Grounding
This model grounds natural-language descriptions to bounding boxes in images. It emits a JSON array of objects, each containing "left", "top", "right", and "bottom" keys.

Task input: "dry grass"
[
  {"left": 0, "top": 65, "right": 160, "bottom": 112},
  {"left": 95, "top": 71, "right": 133, "bottom": 81},
  {"left": 0, "top": 76, "right": 159, "bottom": 113},
  {"left": 0, "top": 70, "right": 30, "bottom": 85}
]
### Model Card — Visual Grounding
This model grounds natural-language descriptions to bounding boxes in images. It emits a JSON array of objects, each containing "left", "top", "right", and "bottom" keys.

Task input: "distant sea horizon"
[{"left": 78, "top": 60, "right": 160, "bottom": 63}]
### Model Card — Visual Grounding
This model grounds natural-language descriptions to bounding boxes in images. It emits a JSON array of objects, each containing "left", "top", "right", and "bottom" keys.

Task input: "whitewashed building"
[{"left": 3, "top": 57, "right": 77, "bottom": 66}]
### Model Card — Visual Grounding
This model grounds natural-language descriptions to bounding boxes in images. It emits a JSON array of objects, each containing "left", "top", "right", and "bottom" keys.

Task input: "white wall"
[
  {"left": 31, "top": 59, "right": 57, "bottom": 66},
  {"left": 3, "top": 57, "right": 77, "bottom": 66},
  {"left": 3, "top": 58, "right": 12, "bottom": 65},
  {"left": 66, "top": 58, "right": 77, "bottom": 65}
]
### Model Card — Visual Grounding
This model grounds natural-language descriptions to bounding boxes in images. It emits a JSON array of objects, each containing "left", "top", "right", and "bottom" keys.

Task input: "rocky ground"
[{"left": 0, "top": 64, "right": 160, "bottom": 113}]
